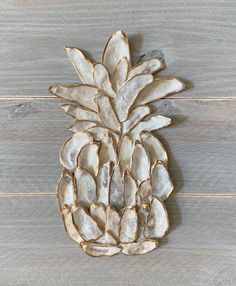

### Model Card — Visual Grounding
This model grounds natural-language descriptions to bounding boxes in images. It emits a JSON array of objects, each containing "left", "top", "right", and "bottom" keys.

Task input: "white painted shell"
[{"left": 51, "top": 30, "right": 185, "bottom": 256}]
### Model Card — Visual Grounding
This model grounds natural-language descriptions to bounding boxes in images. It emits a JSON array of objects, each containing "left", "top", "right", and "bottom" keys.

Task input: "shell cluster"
[{"left": 49, "top": 31, "right": 185, "bottom": 257}]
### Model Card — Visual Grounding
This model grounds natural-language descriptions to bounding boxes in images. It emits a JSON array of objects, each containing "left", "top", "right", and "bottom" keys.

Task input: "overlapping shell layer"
[{"left": 49, "top": 31, "right": 185, "bottom": 257}]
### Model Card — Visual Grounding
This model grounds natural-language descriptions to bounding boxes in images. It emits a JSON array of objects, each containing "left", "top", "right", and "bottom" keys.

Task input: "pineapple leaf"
[
  {"left": 65, "top": 47, "right": 94, "bottom": 85},
  {"left": 102, "top": 30, "right": 131, "bottom": 76},
  {"left": 127, "top": 58, "right": 164, "bottom": 79}
]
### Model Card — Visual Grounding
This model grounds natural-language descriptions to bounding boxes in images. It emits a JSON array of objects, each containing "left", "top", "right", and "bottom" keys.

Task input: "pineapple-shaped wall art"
[{"left": 49, "top": 31, "right": 185, "bottom": 257}]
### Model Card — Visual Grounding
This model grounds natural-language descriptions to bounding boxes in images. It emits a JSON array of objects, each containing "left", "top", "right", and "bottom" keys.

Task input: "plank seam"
[
  {"left": 0, "top": 96, "right": 235, "bottom": 101},
  {"left": 0, "top": 192, "right": 235, "bottom": 198}
]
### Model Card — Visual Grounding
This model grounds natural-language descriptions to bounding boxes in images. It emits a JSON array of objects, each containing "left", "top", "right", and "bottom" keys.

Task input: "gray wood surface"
[
  {"left": 1, "top": 196, "right": 236, "bottom": 286},
  {"left": 0, "top": 0, "right": 236, "bottom": 98},
  {"left": 0, "top": 98, "right": 235, "bottom": 194},
  {"left": 0, "top": 1, "right": 236, "bottom": 285}
]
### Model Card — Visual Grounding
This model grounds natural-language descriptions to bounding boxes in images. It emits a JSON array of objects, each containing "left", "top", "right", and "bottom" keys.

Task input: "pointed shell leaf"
[
  {"left": 134, "top": 77, "right": 185, "bottom": 106},
  {"left": 97, "top": 162, "right": 112, "bottom": 205},
  {"left": 93, "top": 63, "right": 115, "bottom": 98},
  {"left": 74, "top": 168, "right": 97, "bottom": 207},
  {"left": 151, "top": 161, "right": 173, "bottom": 201},
  {"left": 69, "top": 121, "right": 96, "bottom": 133},
  {"left": 105, "top": 207, "right": 120, "bottom": 240},
  {"left": 118, "top": 135, "right": 134, "bottom": 174},
  {"left": 111, "top": 57, "right": 129, "bottom": 92},
  {"left": 121, "top": 240, "right": 158, "bottom": 255},
  {"left": 120, "top": 208, "right": 138, "bottom": 243},
  {"left": 81, "top": 243, "right": 121, "bottom": 257},
  {"left": 62, "top": 104, "right": 102, "bottom": 124},
  {"left": 114, "top": 74, "right": 153, "bottom": 122},
  {"left": 141, "top": 132, "right": 168, "bottom": 167},
  {"left": 102, "top": 30, "right": 131, "bottom": 76},
  {"left": 60, "top": 132, "right": 93, "bottom": 171},
  {"left": 131, "top": 143, "right": 150, "bottom": 182},
  {"left": 62, "top": 209, "right": 83, "bottom": 244},
  {"left": 49, "top": 84, "right": 98, "bottom": 112},
  {"left": 65, "top": 47, "right": 94, "bottom": 85},
  {"left": 128, "top": 58, "right": 164, "bottom": 79},
  {"left": 77, "top": 143, "right": 99, "bottom": 177},
  {"left": 95, "top": 92, "right": 121, "bottom": 132},
  {"left": 109, "top": 165, "right": 124, "bottom": 209},
  {"left": 57, "top": 172, "right": 75, "bottom": 211},
  {"left": 72, "top": 207, "right": 103, "bottom": 241},
  {"left": 122, "top": 105, "right": 150, "bottom": 133},
  {"left": 124, "top": 172, "right": 137, "bottom": 207},
  {"left": 130, "top": 115, "right": 171, "bottom": 141},
  {"left": 144, "top": 197, "right": 169, "bottom": 239}
]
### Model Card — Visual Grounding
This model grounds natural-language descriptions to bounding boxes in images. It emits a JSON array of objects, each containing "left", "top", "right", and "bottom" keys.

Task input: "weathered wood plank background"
[{"left": 0, "top": 1, "right": 235, "bottom": 285}]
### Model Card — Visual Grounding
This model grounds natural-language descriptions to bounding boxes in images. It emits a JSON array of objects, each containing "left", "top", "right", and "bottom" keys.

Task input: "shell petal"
[
  {"left": 62, "top": 209, "right": 83, "bottom": 244},
  {"left": 105, "top": 207, "right": 120, "bottom": 240},
  {"left": 120, "top": 208, "right": 138, "bottom": 243},
  {"left": 111, "top": 57, "right": 129, "bottom": 92},
  {"left": 96, "top": 162, "right": 112, "bottom": 206},
  {"left": 124, "top": 172, "right": 137, "bottom": 207},
  {"left": 102, "top": 30, "right": 131, "bottom": 76},
  {"left": 151, "top": 161, "right": 173, "bottom": 201},
  {"left": 69, "top": 121, "right": 96, "bottom": 133},
  {"left": 141, "top": 132, "right": 168, "bottom": 167},
  {"left": 65, "top": 47, "right": 94, "bottom": 85},
  {"left": 57, "top": 172, "right": 75, "bottom": 211},
  {"left": 131, "top": 142, "right": 150, "bottom": 182},
  {"left": 95, "top": 92, "right": 121, "bottom": 132},
  {"left": 81, "top": 243, "right": 121, "bottom": 257},
  {"left": 122, "top": 105, "right": 150, "bottom": 133},
  {"left": 90, "top": 203, "right": 106, "bottom": 229},
  {"left": 130, "top": 115, "right": 171, "bottom": 141},
  {"left": 121, "top": 240, "right": 158, "bottom": 255},
  {"left": 49, "top": 84, "right": 98, "bottom": 112},
  {"left": 110, "top": 165, "right": 124, "bottom": 209},
  {"left": 96, "top": 232, "right": 117, "bottom": 245},
  {"left": 128, "top": 58, "right": 163, "bottom": 79},
  {"left": 137, "top": 179, "right": 151, "bottom": 205},
  {"left": 99, "top": 135, "right": 117, "bottom": 166},
  {"left": 134, "top": 77, "right": 185, "bottom": 106},
  {"left": 77, "top": 143, "right": 99, "bottom": 177},
  {"left": 72, "top": 207, "right": 103, "bottom": 241},
  {"left": 137, "top": 204, "right": 150, "bottom": 240},
  {"left": 74, "top": 168, "right": 97, "bottom": 207},
  {"left": 114, "top": 74, "right": 153, "bottom": 122},
  {"left": 93, "top": 63, "right": 115, "bottom": 98},
  {"left": 144, "top": 197, "right": 169, "bottom": 239},
  {"left": 60, "top": 132, "right": 93, "bottom": 171},
  {"left": 118, "top": 135, "right": 134, "bottom": 174}
]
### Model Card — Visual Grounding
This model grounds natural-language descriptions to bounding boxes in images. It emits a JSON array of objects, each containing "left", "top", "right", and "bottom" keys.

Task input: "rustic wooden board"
[
  {"left": 0, "top": 0, "right": 236, "bottom": 98},
  {"left": 0, "top": 98, "right": 235, "bottom": 194},
  {"left": 0, "top": 195, "right": 235, "bottom": 286}
]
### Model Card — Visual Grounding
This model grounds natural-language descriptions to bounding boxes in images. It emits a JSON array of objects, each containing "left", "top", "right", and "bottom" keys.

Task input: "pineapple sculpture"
[{"left": 49, "top": 31, "right": 185, "bottom": 257}]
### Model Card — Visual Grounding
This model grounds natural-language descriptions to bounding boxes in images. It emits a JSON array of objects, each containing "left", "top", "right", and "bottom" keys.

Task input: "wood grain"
[
  {"left": 0, "top": 0, "right": 235, "bottom": 98},
  {"left": 0, "top": 98, "right": 235, "bottom": 194},
  {"left": 0, "top": 195, "right": 235, "bottom": 286}
]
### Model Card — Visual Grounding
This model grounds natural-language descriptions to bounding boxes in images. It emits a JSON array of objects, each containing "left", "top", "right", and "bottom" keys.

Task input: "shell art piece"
[{"left": 49, "top": 31, "right": 185, "bottom": 257}]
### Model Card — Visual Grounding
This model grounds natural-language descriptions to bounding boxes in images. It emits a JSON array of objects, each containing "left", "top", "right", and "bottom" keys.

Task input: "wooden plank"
[
  {"left": 0, "top": 1, "right": 236, "bottom": 97},
  {"left": 0, "top": 195, "right": 235, "bottom": 286},
  {"left": 0, "top": 98, "right": 235, "bottom": 194}
]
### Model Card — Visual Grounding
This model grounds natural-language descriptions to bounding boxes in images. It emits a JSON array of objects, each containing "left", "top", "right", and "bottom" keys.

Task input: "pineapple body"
[{"left": 50, "top": 31, "right": 184, "bottom": 256}]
